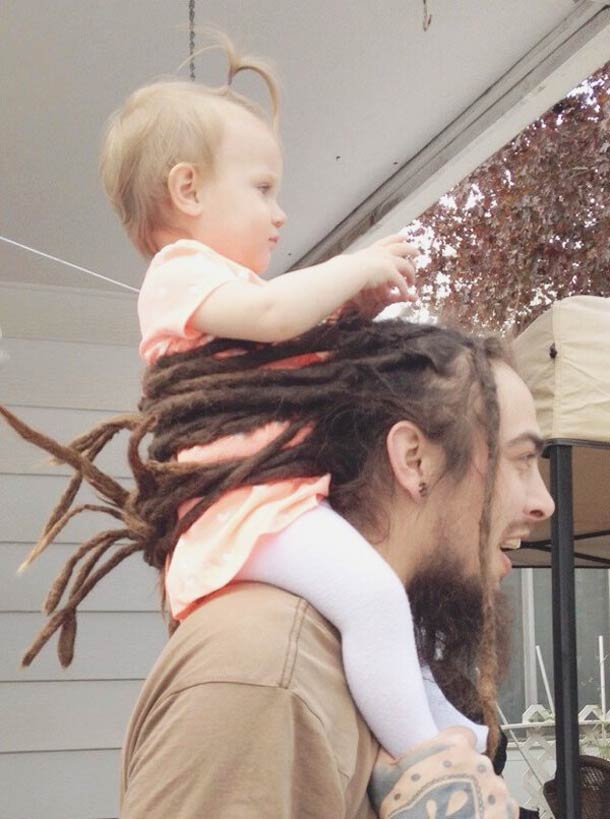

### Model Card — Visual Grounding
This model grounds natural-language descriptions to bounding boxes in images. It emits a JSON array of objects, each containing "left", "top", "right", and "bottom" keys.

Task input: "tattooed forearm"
[{"left": 369, "top": 728, "right": 518, "bottom": 819}]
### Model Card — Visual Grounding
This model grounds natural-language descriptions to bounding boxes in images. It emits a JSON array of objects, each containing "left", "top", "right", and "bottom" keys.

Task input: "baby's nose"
[{"left": 273, "top": 206, "right": 287, "bottom": 227}]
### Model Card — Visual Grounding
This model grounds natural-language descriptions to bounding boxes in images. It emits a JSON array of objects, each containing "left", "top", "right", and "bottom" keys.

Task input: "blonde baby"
[{"left": 100, "top": 41, "right": 486, "bottom": 759}]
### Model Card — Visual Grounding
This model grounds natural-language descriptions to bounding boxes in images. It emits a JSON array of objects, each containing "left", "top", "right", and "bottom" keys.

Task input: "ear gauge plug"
[{"left": 418, "top": 481, "right": 428, "bottom": 498}]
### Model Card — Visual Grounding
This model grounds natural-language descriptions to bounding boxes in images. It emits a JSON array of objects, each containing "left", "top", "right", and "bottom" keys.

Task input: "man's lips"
[
  {"left": 498, "top": 534, "right": 529, "bottom": 579},
  {"left": 499, "top": 551, "right": 513, "bottom": 579}
]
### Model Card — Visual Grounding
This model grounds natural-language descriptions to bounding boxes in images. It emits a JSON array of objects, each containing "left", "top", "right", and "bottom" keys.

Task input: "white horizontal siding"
[
  {"left": 0, "top": 475, "right": 132, "bottom": 543},
  {"left": 0, "top": 543, "right": 158, "bottom": 612},
  {"left": 0, "top": 749, "right": 120, "bottom": 819},
  {"left": 1, "top": 337, "right": 141, "bottom": 410},
  {"left": 0, "top": 280, "right": 138, "bottom": 346},
  {"left": 1, "top": 612, "right": 166, "bottom": 681},
  {"left": 0, "top": 333, "right": 150, "bottom": 819},
  {"left": 0, "top": 406, "right": 134, "bottom": 478},
  {"left": 2, "top": 679, "right": 141, "bottom": 752}
]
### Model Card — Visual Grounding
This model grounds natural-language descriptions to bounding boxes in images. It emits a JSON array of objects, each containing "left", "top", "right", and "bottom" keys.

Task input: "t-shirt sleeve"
[
  {"left": 138, "top": 244, "right": 240, "bottom": 362},
  {"left": 121, "top": 682, "right": 349, "bottom": 819}
]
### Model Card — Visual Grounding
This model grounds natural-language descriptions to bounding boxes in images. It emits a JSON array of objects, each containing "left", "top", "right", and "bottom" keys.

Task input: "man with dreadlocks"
[
  {"left": 0, "top": 314, "right": 553, "bottom": 818},
  {"left": 118, "top": 317, "right": 553, "bottom": 819}
]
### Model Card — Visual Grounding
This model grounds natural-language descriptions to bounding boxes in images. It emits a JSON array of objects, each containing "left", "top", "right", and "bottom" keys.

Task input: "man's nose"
[{"left": 528, "top": 469, "right": 555, "bottom": 521}]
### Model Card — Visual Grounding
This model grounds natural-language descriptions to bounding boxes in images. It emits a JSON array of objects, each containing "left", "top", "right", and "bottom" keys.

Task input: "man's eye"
[{"left": 519, "top": 452, "right": 537, "bottom": 466}]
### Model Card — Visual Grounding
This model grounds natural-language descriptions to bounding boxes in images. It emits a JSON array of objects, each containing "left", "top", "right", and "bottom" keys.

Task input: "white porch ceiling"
[{"left": 1, "top": 0, "right": 609, "bottom": 308}]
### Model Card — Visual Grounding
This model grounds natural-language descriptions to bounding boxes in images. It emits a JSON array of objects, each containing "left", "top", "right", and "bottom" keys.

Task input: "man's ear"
[
  {"left": 167, "top": 162, "right": 202, "bottom": 216},
  {"left": 386, "top": 420, "right": 430, "bottom": 502}
]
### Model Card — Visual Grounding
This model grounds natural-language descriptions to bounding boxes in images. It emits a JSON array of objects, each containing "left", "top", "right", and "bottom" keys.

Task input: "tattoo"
[
  {"left": 369, "top": 739, "right": 515, "bottom": 818},
  {"left": 368, "top": 741, "right": 455, "bottom": 807},
  {"left": 379, "top": 775, "right": 483, "bottom": 818}
]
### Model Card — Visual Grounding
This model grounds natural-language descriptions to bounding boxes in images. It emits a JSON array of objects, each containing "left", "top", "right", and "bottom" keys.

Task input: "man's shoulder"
[
  {"left": 158, "top": 582, "right": 345, "bottom": 696},
  {"left": 125, "top": 583, "right": 378, "bottom": 818},
  {"left": 138, "top": 583, "right": 369, "bottom": 774}
]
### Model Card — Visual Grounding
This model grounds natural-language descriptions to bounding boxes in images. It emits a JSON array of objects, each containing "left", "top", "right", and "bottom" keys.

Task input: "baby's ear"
[{"left": 167, "top": 162, "right": 202, "bottom": 216}]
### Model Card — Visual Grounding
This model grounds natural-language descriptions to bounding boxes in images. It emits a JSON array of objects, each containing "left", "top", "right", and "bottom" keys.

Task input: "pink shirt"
[
  {"left": 138, "top": 239, "right": 264, "bottom": 365},
  {"left": 136, "top": 239, "right": 330, "bottom": 620}
]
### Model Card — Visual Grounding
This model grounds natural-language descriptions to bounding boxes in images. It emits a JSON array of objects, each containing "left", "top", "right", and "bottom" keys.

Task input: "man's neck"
[{"left": 368, "top": 505, "right": 429, "bottom": 588}]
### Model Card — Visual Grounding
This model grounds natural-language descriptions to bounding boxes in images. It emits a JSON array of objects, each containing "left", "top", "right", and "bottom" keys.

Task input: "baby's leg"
[
  {"left": 235, "top": 502, "right": 438, "bottom": 757},
  {"left": 421, "top": 666, "right": 489, "bottom": 753}
]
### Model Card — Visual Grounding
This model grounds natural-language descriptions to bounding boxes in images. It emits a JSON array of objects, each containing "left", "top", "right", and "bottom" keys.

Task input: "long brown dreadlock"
[{"left": 0, "top": 315, "right": 506, "bottom": 754}]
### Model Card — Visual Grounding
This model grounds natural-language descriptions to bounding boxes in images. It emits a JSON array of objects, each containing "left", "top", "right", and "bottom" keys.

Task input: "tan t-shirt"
[{"left": 121, "top": 582, "right": 379, "bottom": 818}]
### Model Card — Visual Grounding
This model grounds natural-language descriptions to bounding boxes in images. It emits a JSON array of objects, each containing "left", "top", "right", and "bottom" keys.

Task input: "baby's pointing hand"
[
  {"left": 346, "top": 235, "right": 419, "bottom": 317},
  {"left": 371, "top": 234, "right": 419, "bottom": 289}
]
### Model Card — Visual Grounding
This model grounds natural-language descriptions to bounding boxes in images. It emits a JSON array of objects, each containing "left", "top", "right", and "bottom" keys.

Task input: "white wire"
[
  {"left": 0, "top": 235, "right": 140, "bottom": 294},
  {"left": 496, "top": 703, "right": 546, "bottom": 789}
]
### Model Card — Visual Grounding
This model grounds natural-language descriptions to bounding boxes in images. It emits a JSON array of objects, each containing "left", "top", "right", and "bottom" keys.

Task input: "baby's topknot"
[{"left": 99, "top": 32, "right": 280, "bottom": 258}]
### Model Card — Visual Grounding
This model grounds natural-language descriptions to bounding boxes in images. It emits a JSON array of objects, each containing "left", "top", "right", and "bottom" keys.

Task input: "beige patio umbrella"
[
  {"left": 511, "top": 295, "right": 610, "bottom": 819},
  {"left": 513, "top": 295, "right": 610, "bottom": 568}
]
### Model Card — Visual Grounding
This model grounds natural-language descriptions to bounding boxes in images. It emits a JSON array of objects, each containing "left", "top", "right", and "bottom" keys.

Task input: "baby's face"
[{"left": 193, "top": 107, "right": 286, "bottom": 274}]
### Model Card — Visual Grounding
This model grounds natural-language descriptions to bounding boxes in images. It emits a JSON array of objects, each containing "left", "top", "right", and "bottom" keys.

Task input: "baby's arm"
[
  {"left": 235, "top": 503, "right": 438, "bottom": 758},
  {"left": 191, "top": 235, "right": 417, "bottom": 343}
]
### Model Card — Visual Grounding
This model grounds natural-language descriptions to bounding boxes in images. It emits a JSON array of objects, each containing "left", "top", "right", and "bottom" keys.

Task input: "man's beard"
[{"left": 406, "top": 556, "right": 513, "bottom": 722}]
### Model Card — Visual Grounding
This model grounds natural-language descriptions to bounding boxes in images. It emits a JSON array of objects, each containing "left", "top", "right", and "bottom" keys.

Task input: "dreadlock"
[{"left": 0, "top": 315, "right": 507, "bottom": 754}]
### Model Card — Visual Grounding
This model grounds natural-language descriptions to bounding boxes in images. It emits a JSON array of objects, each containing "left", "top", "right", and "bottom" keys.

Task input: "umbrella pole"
[{"left": 549, "top": 443, "right": 581, "bottom": 819}]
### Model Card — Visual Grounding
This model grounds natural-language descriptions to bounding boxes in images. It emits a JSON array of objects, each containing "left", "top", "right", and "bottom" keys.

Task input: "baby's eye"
[{"left": 257, "top": 183, "right": 272, "bottom": 194}]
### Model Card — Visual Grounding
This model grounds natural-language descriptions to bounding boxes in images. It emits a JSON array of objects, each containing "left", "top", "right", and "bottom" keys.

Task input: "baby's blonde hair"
[{"left": 100, "top": 35, "right": 280, "bottom": 258}]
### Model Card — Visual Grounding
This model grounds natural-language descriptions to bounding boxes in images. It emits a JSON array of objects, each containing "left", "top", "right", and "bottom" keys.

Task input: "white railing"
[{"left": 500, "top": 703, "right": 610, "bottom": 816}]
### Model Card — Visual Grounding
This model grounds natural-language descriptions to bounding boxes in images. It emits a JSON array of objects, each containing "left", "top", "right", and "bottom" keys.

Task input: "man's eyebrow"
[{"left": 505, "top": 432, "right": 545, "bottom": 454}]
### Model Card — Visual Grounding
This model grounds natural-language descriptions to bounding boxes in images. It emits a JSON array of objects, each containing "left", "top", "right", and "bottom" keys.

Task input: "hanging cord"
[
  {"left": 423, "top": 0, "right": 432, "bottom": 31},
  {"left": 189, "top": 0, "right": 196, "bottom": 81},
  {"left": 0, "top": 235, "right": 139, "bottom": 294}
]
